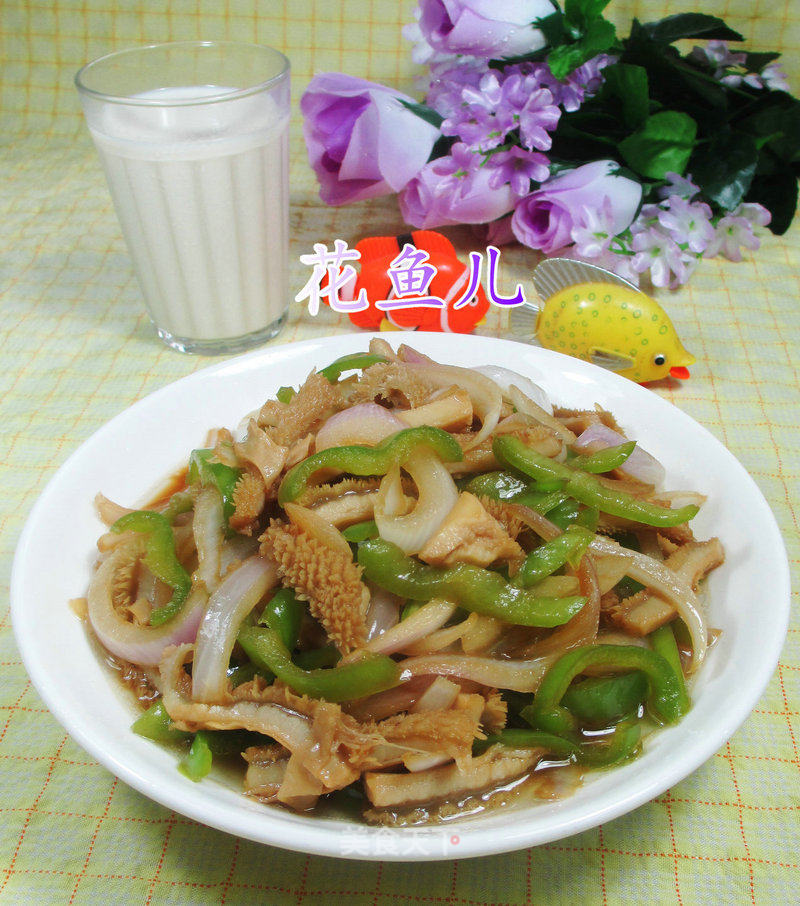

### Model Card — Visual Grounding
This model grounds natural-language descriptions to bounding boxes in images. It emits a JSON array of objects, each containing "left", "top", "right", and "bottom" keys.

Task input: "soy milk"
[{"left": 88, "top": 86, "right": 289, "bottom": 346}]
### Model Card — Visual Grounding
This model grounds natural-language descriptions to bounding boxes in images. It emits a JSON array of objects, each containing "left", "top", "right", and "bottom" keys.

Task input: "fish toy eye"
[{"left": 653, "top": 353, "right": 666, "bottom": 366}]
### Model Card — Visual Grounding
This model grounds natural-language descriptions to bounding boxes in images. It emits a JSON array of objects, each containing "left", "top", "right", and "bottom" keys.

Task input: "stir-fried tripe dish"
[{"left": 81, "top": 340, "right": 724, "bottom": 824}]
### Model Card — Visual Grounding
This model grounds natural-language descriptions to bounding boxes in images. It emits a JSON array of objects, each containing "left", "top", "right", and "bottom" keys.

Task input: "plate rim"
[{"left": 10, "top": 331, "right": 791, "bottom": 861}]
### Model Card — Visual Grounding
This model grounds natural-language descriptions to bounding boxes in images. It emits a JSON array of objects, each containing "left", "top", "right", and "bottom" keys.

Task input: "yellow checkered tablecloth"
[{"left": 1, "top": 0, "right": 798, "bottom": 902}]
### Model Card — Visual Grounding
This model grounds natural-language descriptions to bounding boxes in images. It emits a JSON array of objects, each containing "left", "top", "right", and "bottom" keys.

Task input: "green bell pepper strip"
[
  {"left": 464, "top": 471, "right": 568, "bottom": 514},
  {"left": 578, "top": 721, "right": 642, "bottom": 766},
  {"left": 570, "top": 441, "right": 637, "bottom": 474},
  {"left": 561, "top": 672, "right": 649, "bottom": 727},
  {"left": 575, "top": 506, "right": 599, "bottom": 531},
  {"left": 278, "top": 426, "right": 463, "bottom": 505},
  {"left": 521, "top": 644, "right": 689, "bottom": 736},
  {"left": 546, "top": 498, "right": 582, "bottom": 530},
  {"left": 227, "top": 663, "right": 258, "bottom": 687},
  {"left": 132, "top": 700, "right": 192, "bottom": 744},
  {"left": 238, "top": 626, "right": 400, "bottom": 702},
  {"left": 178, "top": 731, "right": 213, "bottom": 781},
  {"left": 111, "top": 511, "right": 191, "bottom": 627},
  {"left": 259, "top": 587, "right": 304, "bottom": 652},
  {"left": 276, "top": 385, "right": 296, "bottom": 404},
  {"left": 161, "top": 490, "right": 195, "bottom": 523},
  {"left": 188, "top": 449, "right": 242, "bottom": 523},
  {"left": 493, "top": 436, "right": 699, "bottom": 528},
  {"left": 614, "top": 575, "right": 646, "bottom": 599},
  {"left": 650, "top": 623, "right": 690, "bottom": 715},
  {"left": 517, "top": 524, "right": 595, "bottom": 588},
  {"left": 319, "top": 352, "right": 388, "bottom": 383},
  {"left": 473, "top": 724, "right": 640, "bottom": 767},
  {"left": 293, "top": 645, "right": 341, "bottom": 669},
  {"left": 400, "top": 601, "right": 424, "bottom": 621},
  {"left": 342, "top": 519, "right": 379, "bottom": 542},
  {"left": 358, "top": 539, "right": 585, "bottom": 628},
  {"left": 465, "top": 470, "right": 529, "bottom": 499},
  {"left": 473, "top": 728, "right": 579, "bottom": 757},
  {"left": 514, "top": 489, "right": 570, "bottom": 514}
]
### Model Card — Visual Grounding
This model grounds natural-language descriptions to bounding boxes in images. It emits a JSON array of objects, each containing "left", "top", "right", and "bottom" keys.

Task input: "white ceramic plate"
[{"left": 11, "top": 333, "right": 790, "bottom": 861}]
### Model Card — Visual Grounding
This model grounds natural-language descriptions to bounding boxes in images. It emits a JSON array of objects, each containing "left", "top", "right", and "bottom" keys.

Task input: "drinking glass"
[{"left": 76, "top": 41, "right": 290, "bottom": 354}]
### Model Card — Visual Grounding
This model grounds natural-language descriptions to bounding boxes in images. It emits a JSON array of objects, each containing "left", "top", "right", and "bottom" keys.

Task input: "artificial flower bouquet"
[{"left": 301, "top": 1, "right": 798, "bottom": 287}]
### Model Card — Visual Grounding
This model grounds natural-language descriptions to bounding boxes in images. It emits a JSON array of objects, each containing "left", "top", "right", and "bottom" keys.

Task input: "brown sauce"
[{"left": 145, "top": 465, "right": 188, "bottom": 509}]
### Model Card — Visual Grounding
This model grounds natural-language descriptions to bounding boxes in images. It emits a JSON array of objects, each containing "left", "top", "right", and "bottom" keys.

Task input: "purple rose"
[
  {"left": 511, "top": 161, "right": 642, "bottom": 254},
  {"left": 417, "top": 0, "right": 556, "bottom": 58},
  {"left": 301, "top": 73, "right": 440, "bottom": 206},
  {"left": 399, "top": 144, "right": 516, "bottom": 229}
]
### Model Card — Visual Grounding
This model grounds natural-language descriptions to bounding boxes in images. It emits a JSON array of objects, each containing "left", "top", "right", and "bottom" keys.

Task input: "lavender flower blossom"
[
  {"left": 524, "top": 54, "right": 614, "bottom": 112},
  {"left": 690, "top": 40, "right": 789, "bottom": 92},
  {"left": 425, "top": 61, "right": 485, "bottom": 118},
  {"left": 560, "top": 246, "right": 640, "bottom": 285},
  {"left": 629, "top": 205, "right": 698, "bottom": 288},
  {"left": 570, "top": 200, "right": 615, "bottom": 258},
  {"left": 441, "top": 71, "right": 516, "bottom": 150},
  {"left": 720, "top": 71, "right": 763, "bottom": 89},
  {"left": 658, "top": 171, "right": 701, "bottom": 201},
  {"left": 705, "top": 214, "right": 761, "bottom": 262},
  {"left": 630, "top": 224, "right": 696, "bottom": 288},
  {"left": 516, "top": 88, "right": 561, "bottom": 151},
  {"left": 487, "top": 146, "right": 550, "bottom": 196},
  {"left": 761, "top": 62, "right": 789, "bottom": 91},
  {"left": 657, "top": 196, "right": 715, "bottom": 254},
  {"left": 689, "top": 40, "right": 746, "bottom": 71},
  {"left": 399, "top": 142, "right": 516, "bottom": 228},
  {"left": 734, "top": 202, "right": 772, "bottom": 228}
]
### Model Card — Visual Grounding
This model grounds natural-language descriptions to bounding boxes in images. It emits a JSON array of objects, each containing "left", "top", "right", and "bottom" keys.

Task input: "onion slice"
[
  {"left": 316, "top": 404, "right": 404, "bottom": 452},
  {"left": 410, "top": 676, "right": 460, "bottom": 712},
  {"left": 374, "top": 448, "right": 459, "bottom": 554},
  {"left": 589, "top": 534, "right": 707, "bottom": 671},
  {"left": 191, "top": 555, "right": 279, "bottom": 702},
  {"left": 404, "top": 362, "right": 502, "bottom": 448},
  {"left": 508, "top": 385, "right": 576, "bottom": 444},
  {"left": 365, "top": 586, "right": 402, "bottom": 641},
  {"left": 193, "top": 488, "right": 224, "bottom": 592},
  {"left": 573, "top": 423, "right": 665, "bottom": 487},
  {"left": 284, "top": 502, "right": 352, "bottom": 559},
  {"left": 474, "top": 365, "right": 552, "bottom": 414},
  {"left": 399, "top": 653, "right": 557, "bottom": 693},
  {"left": 94, "top": 493, "right": 135, "bottom": 526},
  {"left": 87, "top": 551, "right": 208, "bottom": 667},
  {"left": 518, "top": 556, "right": 601, "bottom": 658},
  {"left": 358, "top": 599, "right": 458, "bottom": 657},
  {"left": 503, "top": 502, "right": 561, "bottom": 542},
  {"left": 401, "top": 613, "right": 479, "bottom": 655}
]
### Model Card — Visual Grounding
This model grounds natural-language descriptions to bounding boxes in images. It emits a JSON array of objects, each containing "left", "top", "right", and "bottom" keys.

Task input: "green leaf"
[
  {"left": 600, "top": 63, "right": 650, "bottom": 128},
  {"left": 428, "top": 133, "right": 456, "bottom": 162},
  {"left": 743, "top": 51, "right": 781, "bottom": 72},
  {"left": 690, "top": 132, "right": 758, "bottom": 210},
  {"left": 564, "top": 0, "right": 612, "bottom": 29},
  {"left": 640, "top": 13, "right": 744, "bottom": 44},
  {"left": 737, "top": 93, "right": 800, "bottom": 164},
  {"left": 746, "top": 160, "right": 799, "bottom": 234},
  {"left": 621, "top": 23, "right": 731, "bottom": 113},
  {"left": 548, "top": 18, "right": 617, "bottom": 80},
  {"left": 398, "top": 99, "right": 443, "bottom": 129},
  {"left": 549, "top": 110, "right": 622, "bottom": 162},
  {"left": 619, "top": 111, "right": 697, "bottom": 179},
  {"left": 534, "top": 10, "right": 571, "bottom": 47}
]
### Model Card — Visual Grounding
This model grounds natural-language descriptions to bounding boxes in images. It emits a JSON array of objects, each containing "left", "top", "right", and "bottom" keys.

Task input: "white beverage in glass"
[{"left": 76, "top": 43, "right": 290, "bottom": 354}]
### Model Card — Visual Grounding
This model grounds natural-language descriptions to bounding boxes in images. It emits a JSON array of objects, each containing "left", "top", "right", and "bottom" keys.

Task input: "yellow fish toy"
[{"left": 510, "top": 258, "right": 695, "bottom": 383}]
